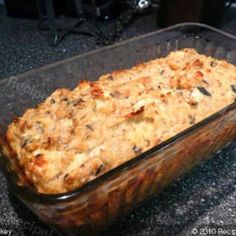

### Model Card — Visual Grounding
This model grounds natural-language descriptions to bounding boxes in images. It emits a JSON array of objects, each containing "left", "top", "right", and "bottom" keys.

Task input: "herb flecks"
[
  {"left": 21, "top": 138, "right": 30, "bottom": 148},
  {"left": 61, "top": 97, "right": 69, "bottom": 102},
  {"left": 95, "top": 164, "right": 105, "bottom": 176},
  {"left": 72, "top": 98, "right": 85, "bottom": 107},
  {"left": 86, "top": 124, "right": 94, "bottom": 131},
  {"left": 110, "top": 91, "right": 121, "bottom": 98},
  {"left": 64, "top": 173, "right": 69, "bottom": 180},
  {"left": 189, "top": 114, "right": 196, "bottom": 125},
  {"left": 202, "top": 80, "right": 209, "bottom": 85},
  {"left": 160, "top": 69, "right": 165, "bottom": 75}
]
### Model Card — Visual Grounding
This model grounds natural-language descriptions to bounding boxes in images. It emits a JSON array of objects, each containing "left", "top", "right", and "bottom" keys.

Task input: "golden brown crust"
[{"left": 2, "top": 49, "right": 236, "bottom": 194}]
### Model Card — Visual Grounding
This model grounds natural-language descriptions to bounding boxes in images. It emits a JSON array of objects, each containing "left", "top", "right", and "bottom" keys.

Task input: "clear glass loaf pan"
[{"left": 0, "top": 23, "right": 236, "bottom": 236}]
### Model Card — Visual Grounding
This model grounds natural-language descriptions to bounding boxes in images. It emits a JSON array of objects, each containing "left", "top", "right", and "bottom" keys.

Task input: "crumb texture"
[{"left": 3, "top": 49, "right": 236, "bottom": 193}]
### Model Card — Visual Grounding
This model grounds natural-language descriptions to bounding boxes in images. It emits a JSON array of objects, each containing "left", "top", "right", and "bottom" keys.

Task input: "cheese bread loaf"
[{"left": 2, "top": 49, "right": 236, "bottom": 193}]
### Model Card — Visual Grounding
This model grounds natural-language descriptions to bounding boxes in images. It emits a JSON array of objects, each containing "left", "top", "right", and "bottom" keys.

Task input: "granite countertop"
[{"left": 0, "top": 4, "right": 235, "bottom": 236}]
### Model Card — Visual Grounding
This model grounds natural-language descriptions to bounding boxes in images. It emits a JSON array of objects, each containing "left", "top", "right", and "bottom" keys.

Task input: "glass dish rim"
[
  {"left": 1, "top": 23, "right": 236, "bottom": 204},
  {"left": 1, "top": 22, "right": 236, "bottom": 85}
]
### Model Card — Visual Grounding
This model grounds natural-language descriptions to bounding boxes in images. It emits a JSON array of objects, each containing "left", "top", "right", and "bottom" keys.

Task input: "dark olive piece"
[
  {"left": 197, "top": 86, "right": 212, "bottom": 97},
  {"left": 231, "top": 84, "right": 236, "bottom": 93}
]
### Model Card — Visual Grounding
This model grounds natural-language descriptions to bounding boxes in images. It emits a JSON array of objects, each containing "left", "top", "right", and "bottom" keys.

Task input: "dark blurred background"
[
  {"left": 0, "top": 0, "right": 236, "bottom": 80},
  {"left": 1, "top": 0, "right": 233, "bottom": 24},
  {"left": 2, "top": 0, "right": 233, "bottom": 24}
]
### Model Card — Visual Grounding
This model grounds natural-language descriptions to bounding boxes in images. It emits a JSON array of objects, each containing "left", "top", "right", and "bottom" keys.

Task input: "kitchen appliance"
[{"left": 37, "top": 0, "right": 152, "bottom": 45}]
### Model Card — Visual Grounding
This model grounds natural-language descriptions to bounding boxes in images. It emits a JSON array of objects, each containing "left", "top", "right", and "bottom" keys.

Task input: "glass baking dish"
[{"left": 0, "top": 23, "right": 236, "bottom": 236}]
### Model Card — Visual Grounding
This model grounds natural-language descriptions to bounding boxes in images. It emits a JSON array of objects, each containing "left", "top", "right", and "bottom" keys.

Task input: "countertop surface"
[{"left": 0, "top": 4, "right": 236, "bottom": 236}]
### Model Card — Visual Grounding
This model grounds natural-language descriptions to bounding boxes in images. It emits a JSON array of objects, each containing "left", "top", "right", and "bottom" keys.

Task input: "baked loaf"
[{"left": 2, "top": 49, "right": 236, "bottom": 194}]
